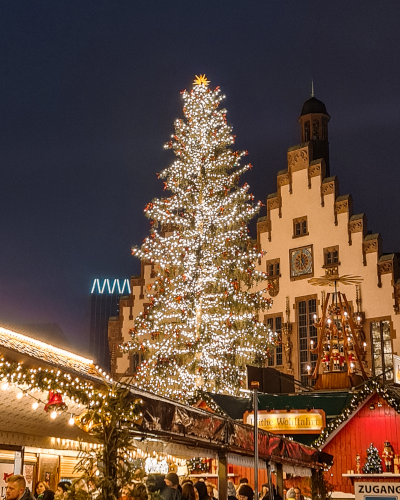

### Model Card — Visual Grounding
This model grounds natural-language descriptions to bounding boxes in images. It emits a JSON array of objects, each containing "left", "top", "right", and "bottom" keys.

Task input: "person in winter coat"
[
  {"left": 146, "top": 474, "right": 181, "bottom": 500},
  {"left": 193, "top": 482, "right": 210, "bottom": 500},
  {"left": 55, "top": 482, "right": 71, "bottom": 500},
  {"left": 42, "top": 491, "right": 55, "bottom": 500},
  {"left": 35, "top": 482, "right": 49, "bottom": 499},
  {"left": 237, "top": 485, "right": 254, "bottom": 500},
  {"left": 227, "top": 481, "right": 237, "bottom": 500},
  {"left": 6, "top": 475, "right": 36, "bottom": 500}
]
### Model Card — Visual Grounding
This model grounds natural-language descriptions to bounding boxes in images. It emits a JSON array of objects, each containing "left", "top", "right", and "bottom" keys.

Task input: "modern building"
[
  {"left": 109, "top": 94, "right": 400, "bottom": 390},
  {"left": 89, "top": 278, "right": 130, "bottom": 371}
]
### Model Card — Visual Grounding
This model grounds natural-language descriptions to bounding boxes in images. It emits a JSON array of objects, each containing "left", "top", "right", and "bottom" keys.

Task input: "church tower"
[{"left": 299, "top": 85, "right": 330, "bottom": 176}]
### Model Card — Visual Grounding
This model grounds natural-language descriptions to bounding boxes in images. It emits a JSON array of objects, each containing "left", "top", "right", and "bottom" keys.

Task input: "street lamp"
[{"left": 250, "top": 380, "right": 259, "bottom": 500}]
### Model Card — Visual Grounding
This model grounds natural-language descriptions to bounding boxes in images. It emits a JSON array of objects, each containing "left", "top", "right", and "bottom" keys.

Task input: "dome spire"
[{"left": 299, "top": 88, "right": 331, "bottom": 176}]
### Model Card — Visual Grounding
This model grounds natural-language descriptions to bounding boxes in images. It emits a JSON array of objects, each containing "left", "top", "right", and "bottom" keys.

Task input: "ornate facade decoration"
[
  {"left": 335, "top": 194, "right": 352, "bottom": 215},
  {"left": 348, "top": 214, "right": 366, "bottom": 234},
  {"left": 282, "top": 296, "right": 293, "bottom": 373},
  {"left": 308, "top": 160, "right": 322, "bottom": 178},
  {"left": 321, "top": 177, "right": 337, "bottom": 196},
  {"left": 268, "top": 278, "right": 279, "bottom": 297},
  {"left": 267, "top": 194, "right": 280, "bottom": 211},
  {"left": 394, "top": 281, "right": 400, "bottom": 314},
  {"left": 363, "top": 235, "right": 380, "bottom": 254},
  {"left": 288, "top": 148, "right": 308, "bottom": 170},
  {"left": 277, "top": 171, "right": 290, "bottom": 187}
]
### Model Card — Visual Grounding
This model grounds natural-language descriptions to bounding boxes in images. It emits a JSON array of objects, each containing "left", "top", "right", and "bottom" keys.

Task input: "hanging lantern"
[{"left": 44, "top": 391, "right": 67, "bottom": 413}]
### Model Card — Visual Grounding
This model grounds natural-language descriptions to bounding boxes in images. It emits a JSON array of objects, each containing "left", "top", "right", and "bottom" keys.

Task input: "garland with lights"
[
  {"left": 123, "top": 75, "right": 274, "bottom": 400},
  {"left": 0, "top": 356, "right": 143, "bottom": 500},
  {"left": 312, "top": 378, "right": 400, "bottom": 448},
  {"left": 187, "top": 458, "right": 211, "bottom": 473}
]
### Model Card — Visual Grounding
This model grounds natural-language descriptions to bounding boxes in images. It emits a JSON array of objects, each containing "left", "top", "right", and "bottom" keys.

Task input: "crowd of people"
[{"left": 5, "top": 472, "right": 303, "bottom": 500}]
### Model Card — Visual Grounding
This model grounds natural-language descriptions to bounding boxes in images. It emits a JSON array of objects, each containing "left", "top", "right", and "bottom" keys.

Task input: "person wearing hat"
[
  {"left": 164, "top": 474, "right": 182, "bottom": 500},
  {"left": 238, "top": 485, "right": 254, "bottom": 500},
  {"left": 194, "top": 481, "right": 210, "bottom": 500},
  {"left": 165, "top": 474, "right": 180, "bottom": 490}
]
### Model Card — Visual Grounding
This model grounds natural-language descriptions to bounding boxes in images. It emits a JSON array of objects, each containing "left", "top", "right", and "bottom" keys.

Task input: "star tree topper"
[{"left": 193, "top": 74, "right": 210, "bottom": 86}]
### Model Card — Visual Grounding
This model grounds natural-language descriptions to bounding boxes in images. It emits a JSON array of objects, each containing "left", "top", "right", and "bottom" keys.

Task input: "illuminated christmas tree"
[
  {"left": 363, "top": 443, "right": 382, "bottom": 474},
  {"left": 123, "top": 75, "right": 273, "bottom": 400}
]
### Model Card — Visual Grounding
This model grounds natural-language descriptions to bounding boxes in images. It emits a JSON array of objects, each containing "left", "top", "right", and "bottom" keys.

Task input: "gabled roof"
[
  {"left": 7, "top": 323, "right": 72, "bottom": 352},
  {"left": 0, "top": 324, "right": 101, "bottom": 379},
  {"left": 208, "top": 381, "right": 400, "bottom": 448},
  {"left": 209, "top": 390, "right": 353, "bottom": 421}
]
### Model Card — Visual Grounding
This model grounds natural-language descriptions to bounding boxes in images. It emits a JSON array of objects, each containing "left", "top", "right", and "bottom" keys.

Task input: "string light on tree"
[
  {"left": 363, "top": 443, "right": 383, "bottom": 474},
  {"left": 123, "top": 75, "right": 274, "bottom": 400}
]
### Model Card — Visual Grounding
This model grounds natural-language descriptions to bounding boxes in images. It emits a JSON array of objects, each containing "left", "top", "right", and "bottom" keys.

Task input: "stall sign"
[
  {"left": 144, "top": 458, "right": 169, "bottom": 475},
  {"left": 394, "top": 355, "right": 400, "bottom": 386},
  {"left": 355, "top": 482, "right": 400, "bottom": 500},
  {"left": 244, "top": 409, "right": 326, "bottom": 434}
]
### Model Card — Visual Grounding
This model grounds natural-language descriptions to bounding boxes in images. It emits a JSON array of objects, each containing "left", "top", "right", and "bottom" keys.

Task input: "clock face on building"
[{"left": 290, "top": 246, "right": 313, "bottom": 278}]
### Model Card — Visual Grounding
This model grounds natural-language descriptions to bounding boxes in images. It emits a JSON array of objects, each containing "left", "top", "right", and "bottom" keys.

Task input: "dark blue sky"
[{"left": 1, "top": 1, "right": 399, "bottom": 350}]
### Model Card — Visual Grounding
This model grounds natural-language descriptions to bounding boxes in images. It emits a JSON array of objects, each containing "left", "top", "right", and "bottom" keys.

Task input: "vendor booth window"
[
  {"left": 297, "top": 297, "right": 317, "bottom": 387},
  {"left": 265, "top": 315, "right": 282, "bottom": 367},
  {"left": 371, "top": 320, "right": 393, "bottom": 382}
]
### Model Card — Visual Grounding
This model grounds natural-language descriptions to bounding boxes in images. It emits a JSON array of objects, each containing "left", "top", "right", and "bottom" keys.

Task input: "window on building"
[
  {"left": 312, "top": 120, "right": 320, "bottom": 139},
  {"left": 322, "top": 121, "right": 328, "bottom": 140},
  {"left": 266, "top": 259, "right": 280, "bottom": 277},
  {"left": 130, "top": 353, "right": 141, "bottom": 374},
  {"left": 304, "top": 121, "right": 310, "bottom": 142},
  {"left": 293, "top": 217, "right": 308, "bottom": 238},
  {"left": 297, "top": 297, "right": 318, "bottom": 387},
  {"left": 324, "top": 246, "right": 339, "bottom": 267},
  {"left": 265, "top": 315, "right": 283, "bottom": 367},
  {"left": 371, "top": 320, "right": 393, "bottom": 382}
]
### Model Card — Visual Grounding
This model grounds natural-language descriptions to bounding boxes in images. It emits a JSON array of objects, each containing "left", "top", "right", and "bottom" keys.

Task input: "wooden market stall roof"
[
  {"left": 0, "top": 323, "right": 102, "bottom": 380},
  {"left": 207, "top": 381, "right": 400, "bottom": 447}
]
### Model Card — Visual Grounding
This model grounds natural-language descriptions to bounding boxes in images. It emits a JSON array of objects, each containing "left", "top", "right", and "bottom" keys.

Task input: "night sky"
[{"left": 1, "top": 1, "right": 400, "bottom": 351}]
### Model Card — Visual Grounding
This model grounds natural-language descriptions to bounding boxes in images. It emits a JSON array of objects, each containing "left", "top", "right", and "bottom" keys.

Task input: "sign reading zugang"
[
  {"left": 355, "top": 482, "right": 400, "bottom": 500},
  {"left": 244, "top": 409, "right": 326, "bottom": 434}
]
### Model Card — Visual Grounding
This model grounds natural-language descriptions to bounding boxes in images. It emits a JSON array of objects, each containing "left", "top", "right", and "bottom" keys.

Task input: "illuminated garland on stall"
[
  {"left": 123, "top": 75, "right": 275, "bottom": 401},
  {"left": 187, "top": 458, "right": 211, "bottom": 473},
  {"left": 0, "top": 357, "right": 143, "bottom": 426},
  {"left": 313, "top": 378, "right": 400, "bottom": 448}
]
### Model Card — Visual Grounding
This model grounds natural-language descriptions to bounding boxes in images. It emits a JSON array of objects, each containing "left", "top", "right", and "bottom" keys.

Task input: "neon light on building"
[{"left": 90, "top": 279, "right": 131, "bottom": 295}]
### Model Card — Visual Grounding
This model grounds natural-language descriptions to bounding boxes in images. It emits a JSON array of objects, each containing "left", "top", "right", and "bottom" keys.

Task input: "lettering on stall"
[
  {"left": 244, "top": 409, "right": 326, "bottom": 434},
  {"left": 355, "top": 482, "right": 400, "bottom": 500}
]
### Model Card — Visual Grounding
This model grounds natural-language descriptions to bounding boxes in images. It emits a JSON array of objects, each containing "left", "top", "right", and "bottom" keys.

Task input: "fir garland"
[
  {"left": 0, "top": 356, "right": 143, "bottom": 425},
  {"left": 313, "top": 378, "right": 400, "bottom": 448}
]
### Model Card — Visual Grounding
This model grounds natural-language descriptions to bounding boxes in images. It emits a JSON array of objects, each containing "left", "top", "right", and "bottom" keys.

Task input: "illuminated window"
[
  {"left": 371, "top": 320, "right": 393, "bottom": 382},
  {"left": 265, "top": 316, "right": 282, "bottom": 367},
  {"left": 297, "top": 297, "right": 317, "bottom": 387}
]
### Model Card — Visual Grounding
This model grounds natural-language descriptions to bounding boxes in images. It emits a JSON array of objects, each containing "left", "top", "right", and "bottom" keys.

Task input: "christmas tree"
[
  {"left": 123, "top": 75, "right": 273, "bottom": 400},
  {"left": 363, "top": 443, "right": 383, "bottom": 474}
]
